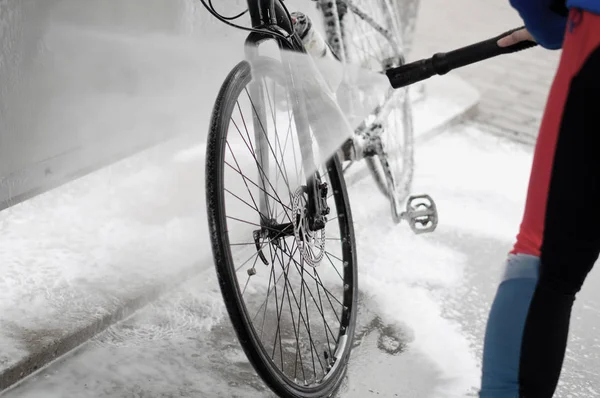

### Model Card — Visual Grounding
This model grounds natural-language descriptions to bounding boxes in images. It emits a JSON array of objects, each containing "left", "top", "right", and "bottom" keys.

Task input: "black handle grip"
[{"left": 386, "top": 27, "right": 538, "bottom": 89}]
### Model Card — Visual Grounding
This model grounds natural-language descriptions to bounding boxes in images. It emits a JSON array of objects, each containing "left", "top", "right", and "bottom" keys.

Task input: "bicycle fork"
[
  {"left": 244, "top": 30, "right": 330, "bottom": 267},
  {"left": 280, "top": 47, "right": 331, "bottom": 233}
]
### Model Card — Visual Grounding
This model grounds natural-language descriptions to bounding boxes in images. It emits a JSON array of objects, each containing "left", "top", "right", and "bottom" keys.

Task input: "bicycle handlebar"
[{"left": 386, "top": 27, "right": 538, "bottom": 89}]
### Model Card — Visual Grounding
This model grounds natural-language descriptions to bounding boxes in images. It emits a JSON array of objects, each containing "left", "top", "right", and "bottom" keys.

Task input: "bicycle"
[{"left": 203, "top": 0, "right": 537, "bottom": 395}]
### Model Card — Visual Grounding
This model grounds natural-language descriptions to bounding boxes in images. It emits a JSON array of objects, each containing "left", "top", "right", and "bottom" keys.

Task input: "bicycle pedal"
[{"left": 401, "top": 194, "right": 438, "bottom": 234}]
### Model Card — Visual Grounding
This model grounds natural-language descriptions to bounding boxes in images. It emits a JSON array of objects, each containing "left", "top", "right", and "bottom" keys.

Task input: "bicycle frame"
[{"left": 242, "top": 0, "right": 413, "bottom": 231}]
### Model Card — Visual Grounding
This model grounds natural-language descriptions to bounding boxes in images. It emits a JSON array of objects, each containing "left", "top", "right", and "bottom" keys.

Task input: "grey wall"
[
  {"left": 0, "top": 0, "right": 248, "bottom": 209},
  {"left": 1, "top": 0, "right": 53, "bottom": 196}
]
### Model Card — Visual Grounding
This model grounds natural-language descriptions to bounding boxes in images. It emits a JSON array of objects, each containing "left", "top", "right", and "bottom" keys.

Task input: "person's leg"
[
  {"left": 480, "top": 9, "right": 600, "bottom": 398},
  {"left": 480, "top": 254, "right": 540, "bottom": 397},
  {"left": 519, "top": 25, "right": 600, "bottom": 397}
]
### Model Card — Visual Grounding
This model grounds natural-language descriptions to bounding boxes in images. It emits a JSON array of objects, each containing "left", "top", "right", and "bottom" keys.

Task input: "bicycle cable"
[
  {"left": 207, "top": 0, "right": 248, "bottom": 20},
  {"left": 197, "top": 0, "right": 290, "bottom": 41},
  {"left": 278, "top": 0, "right": 294, "bottom": 26}
]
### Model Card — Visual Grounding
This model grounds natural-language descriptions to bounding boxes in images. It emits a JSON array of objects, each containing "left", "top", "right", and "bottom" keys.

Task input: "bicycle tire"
[{"left": 206, "top": 58, "right": 358, "bottom": 398}]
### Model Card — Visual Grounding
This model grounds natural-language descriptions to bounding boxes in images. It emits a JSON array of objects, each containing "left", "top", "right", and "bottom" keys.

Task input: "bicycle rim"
[{"left": 206, "top": 58, "right": 358, "bottom": 398}]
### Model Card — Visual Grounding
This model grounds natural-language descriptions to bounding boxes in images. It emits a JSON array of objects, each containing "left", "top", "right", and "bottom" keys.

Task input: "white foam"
[
  {"left": 414, "top": 125, "right": 533, "bottom": 240},
  {"left": 351, "top": 191, "right": 480, "bottom": 394},
  {"left": 0, "top": 143, "right": 209, "bottom": 349},
  {"left": 345, "top": 124, "right": 535, "bottom": 395}
]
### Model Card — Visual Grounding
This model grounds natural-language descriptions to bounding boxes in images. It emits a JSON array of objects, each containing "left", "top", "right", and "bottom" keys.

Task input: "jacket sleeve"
[{"left": 509, "top": 0, "right": 568, "bottom": 49}]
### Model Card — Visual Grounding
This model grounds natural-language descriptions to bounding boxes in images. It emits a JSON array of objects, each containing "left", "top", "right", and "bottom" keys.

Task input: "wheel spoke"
[
  {"left": 266, "top": 240, "right": 285, "bottom": 368},
  {"left": 281, "top": 239, "right": 342, "bottom": 331},
  {"left": 280, "top": 246, "right": 345, "bottom": 308},
  {"left": 225, "top": 160, "right": 292, "bottom": 213},
  {"left": 246, "top": 88, "right": 295, "bottom": 207}
]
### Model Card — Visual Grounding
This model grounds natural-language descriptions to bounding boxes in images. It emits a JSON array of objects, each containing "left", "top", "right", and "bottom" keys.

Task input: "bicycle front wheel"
[{"left": 206, "top": 58, "right": 358, "bottom": 398}]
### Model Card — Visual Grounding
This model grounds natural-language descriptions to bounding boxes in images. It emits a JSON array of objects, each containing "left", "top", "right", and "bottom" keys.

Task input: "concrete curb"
[
  {"left": 0, "top": 265, "right": 199, "bottom": 395},
  {"left": 468, "top": 120, "right": 538, "bottom": 147},
  {"left": 0, "top": 74, "right": 481, "bottom": 396}
]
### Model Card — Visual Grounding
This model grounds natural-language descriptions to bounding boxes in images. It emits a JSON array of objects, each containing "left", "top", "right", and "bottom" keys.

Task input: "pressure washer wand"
[{"left": 386, "top": 27, "right": 538, "bottom": 89}]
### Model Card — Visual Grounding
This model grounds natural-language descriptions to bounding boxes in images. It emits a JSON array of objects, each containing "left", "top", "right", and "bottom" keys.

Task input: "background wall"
[{"left": 0, "top": 0, "right": 250, "bottom": 210}]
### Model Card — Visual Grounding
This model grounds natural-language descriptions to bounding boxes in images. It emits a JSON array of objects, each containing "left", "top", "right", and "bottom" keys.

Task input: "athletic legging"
[{"left": 480, "top": 8, "right": 600, "bottom": 398}]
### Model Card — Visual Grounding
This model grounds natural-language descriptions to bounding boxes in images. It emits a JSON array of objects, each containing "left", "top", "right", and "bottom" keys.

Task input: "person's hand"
[
  {"left": 497, "top": 28, "right": 536, "bottom": 47},
  {"left": 507, "top": 0, "right": 568, "bottom": 49}
]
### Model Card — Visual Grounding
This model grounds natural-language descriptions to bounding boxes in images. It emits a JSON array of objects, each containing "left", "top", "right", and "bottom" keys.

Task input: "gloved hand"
[{"left": 509, "top": 0, "right": 568, "bottom": 49}]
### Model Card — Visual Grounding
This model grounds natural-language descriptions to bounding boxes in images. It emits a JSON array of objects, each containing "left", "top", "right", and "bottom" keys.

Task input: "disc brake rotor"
[{"left": 292, "top": 187, "right": 326, "bottom": 267}]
